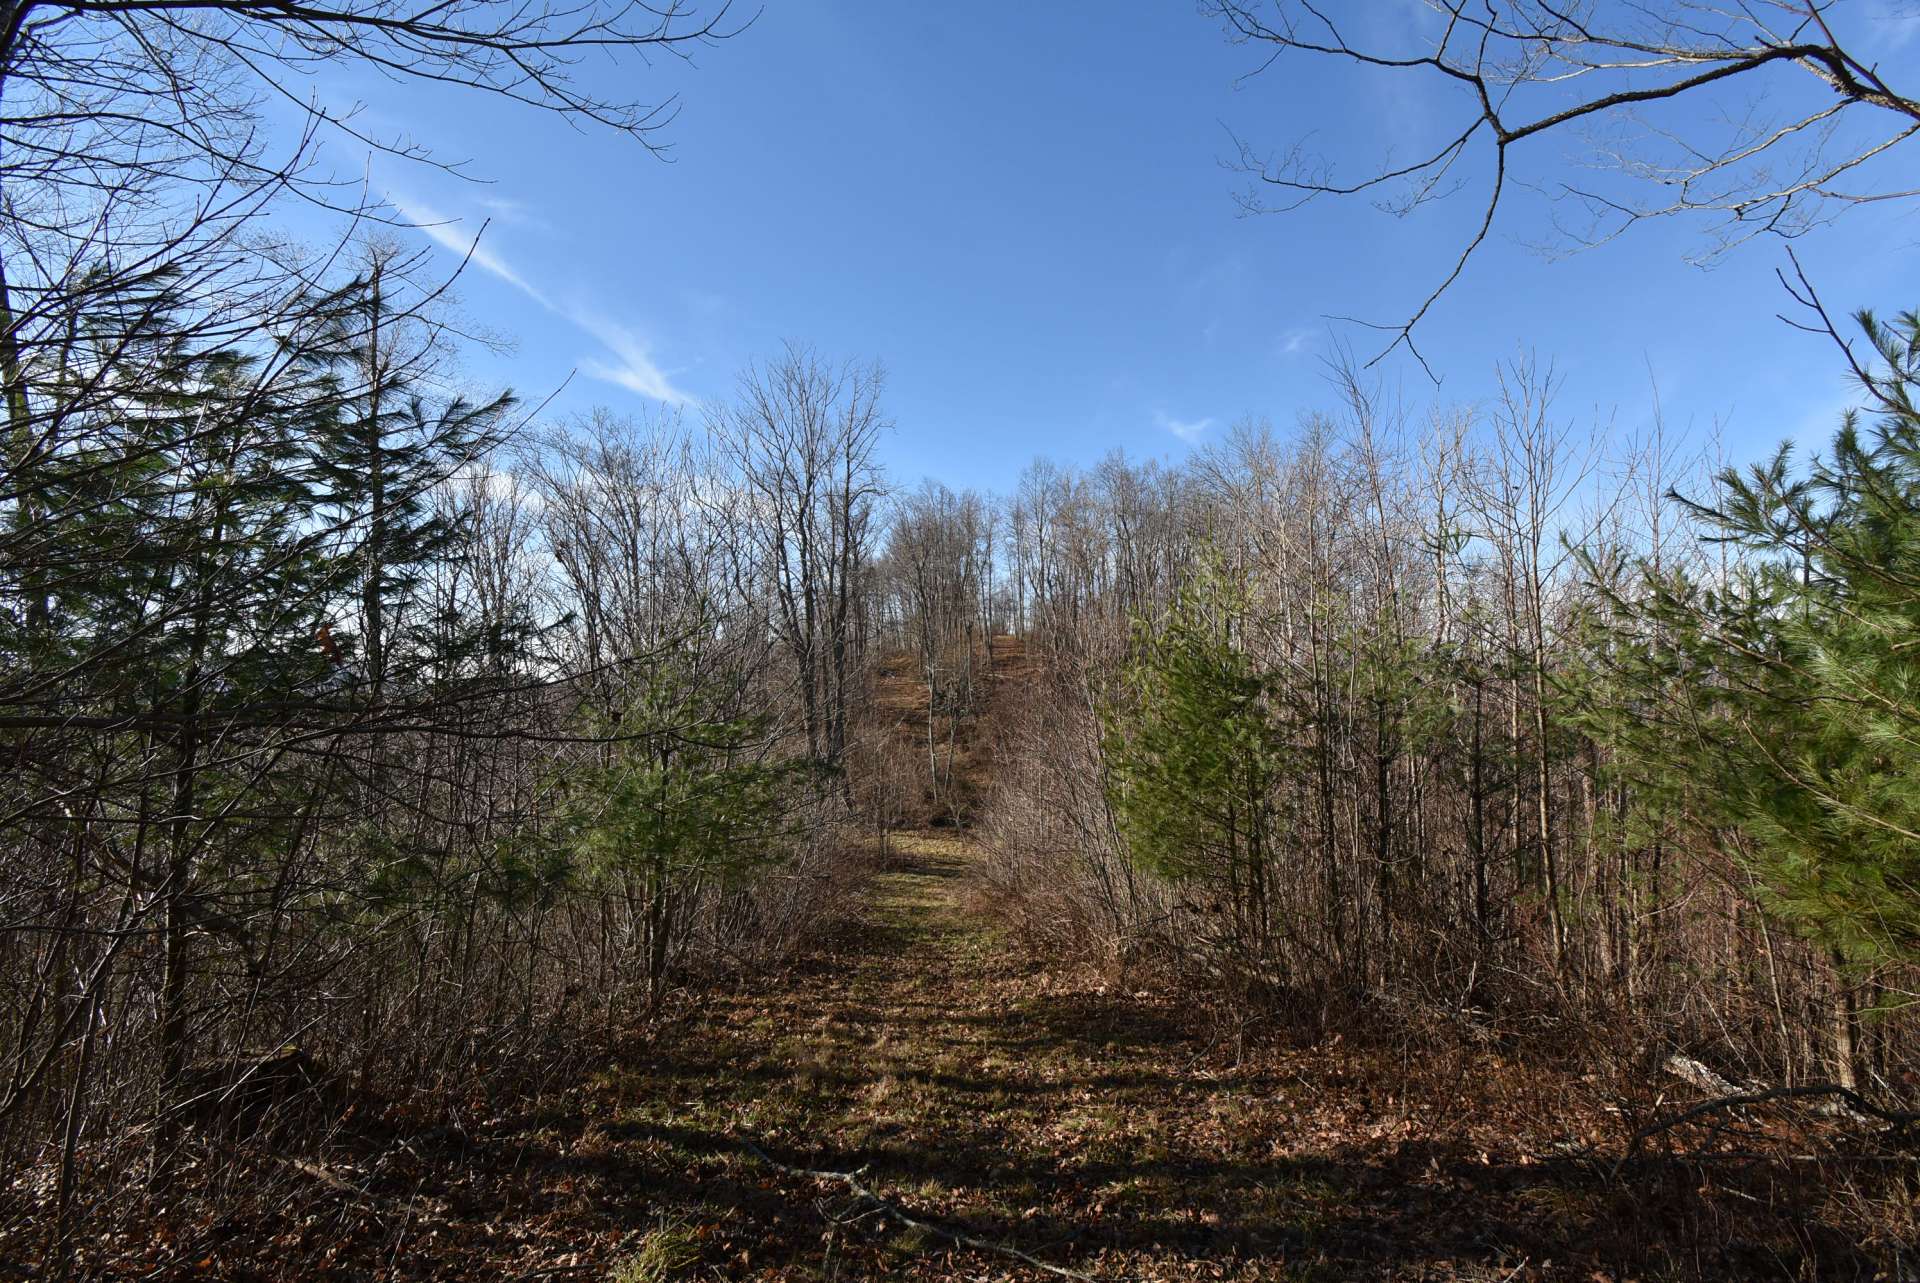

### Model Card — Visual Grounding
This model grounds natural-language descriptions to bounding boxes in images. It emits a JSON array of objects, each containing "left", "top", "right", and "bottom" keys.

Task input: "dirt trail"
[{"left": 577, "top": 831, "right": 1621, "bottom": 1282}]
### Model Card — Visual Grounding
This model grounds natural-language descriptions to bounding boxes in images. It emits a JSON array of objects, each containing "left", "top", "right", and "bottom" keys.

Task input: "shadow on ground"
[
  {"left": 534, "top": 832, "right": 1895, "bottom": 1282},
  {"left": 94, "top": 832, "right": 1897, "bottom": 1281}
]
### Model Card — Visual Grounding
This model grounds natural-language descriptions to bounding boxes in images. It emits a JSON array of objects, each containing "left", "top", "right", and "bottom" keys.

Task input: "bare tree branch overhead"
[
  {"left": 0, "top": 0, "right": 737, "bottom": 420},
  {"left": 0, "top": 0, "right": 736, "bottom": 159},
  {"left": 1211, "top": 0, "right": 1920, "bottom": 373},
  {"left": 0, "top": 0, "right": 737, "bottom": 244}
]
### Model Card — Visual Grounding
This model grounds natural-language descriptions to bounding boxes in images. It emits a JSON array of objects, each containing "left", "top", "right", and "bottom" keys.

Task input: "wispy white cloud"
[
  {"left": 474, "top": 195, "right": 550, "bottom": 229},
  {"left": 576, "top": 311, "right": 690, "bottom": 405},
  {"left": 391, "top": 192, "right": 551, "bottom": 304},
  {"left": 388, "top": 191, "right": 694, "bottom": 407},
  {"left": 1156, "top": 411, "right": 1215, "bottom": 443},
  {"left": 1279, "top": 326, "right": 1314, "bottom": 357}
]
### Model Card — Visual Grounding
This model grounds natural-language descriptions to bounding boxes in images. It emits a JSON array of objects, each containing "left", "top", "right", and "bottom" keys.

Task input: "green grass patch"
[{"left": 608, "top": 1221, "right": 701, "bottom": 1283}]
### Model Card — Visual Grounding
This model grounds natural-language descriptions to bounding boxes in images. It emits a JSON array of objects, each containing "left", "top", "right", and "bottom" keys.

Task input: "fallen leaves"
[{"left": 11, "top": 831, "right": 1908, "bottom": 1281}]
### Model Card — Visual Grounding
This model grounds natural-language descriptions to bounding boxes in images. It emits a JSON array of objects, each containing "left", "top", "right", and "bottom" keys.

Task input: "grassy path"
[{"left": 582, "top": 832, "right": 1609, "bottom": 1282}]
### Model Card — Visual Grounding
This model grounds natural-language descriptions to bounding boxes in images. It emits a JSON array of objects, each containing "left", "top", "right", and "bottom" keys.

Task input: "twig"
[
  {"left": 280, "top": 1157, "right": 389, "bottom": 1210},
  {"left": 738, "top": 1138, "right": 1110, "bottom": 1282}
]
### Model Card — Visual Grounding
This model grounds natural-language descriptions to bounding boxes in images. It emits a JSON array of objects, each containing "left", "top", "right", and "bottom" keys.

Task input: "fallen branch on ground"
[
  {"left": 737, "top": 1137, "right": 1109, "bottom": 1282},
  {"left": 1616, "top": 1083, "right": 1918, "bottom": 1178}
]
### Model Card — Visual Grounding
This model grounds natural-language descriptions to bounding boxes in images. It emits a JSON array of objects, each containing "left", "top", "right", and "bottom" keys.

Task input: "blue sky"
[{"left": 282, "top": 3, "right": 1920, "bottom": 494}]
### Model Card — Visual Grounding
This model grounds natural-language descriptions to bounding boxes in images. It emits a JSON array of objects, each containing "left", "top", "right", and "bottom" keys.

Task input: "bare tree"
[
  {"left": 885, "top": 481, "right": 989, "bottom": 801},
  {"left": 708, "top": 344, "right": 888, "bottom": 792}
]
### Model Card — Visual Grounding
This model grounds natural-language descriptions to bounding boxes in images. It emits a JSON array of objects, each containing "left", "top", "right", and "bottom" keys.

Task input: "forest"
[{"left": 3, "top": 2, "right": 1919, "bottom": 1280}]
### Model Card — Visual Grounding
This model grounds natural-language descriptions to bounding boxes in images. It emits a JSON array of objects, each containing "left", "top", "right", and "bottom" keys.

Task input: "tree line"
[
  {"left": 0, "top": 235, "right": 904, "bottom": 1248},
  {"left": 982, "top": 324, "right": 1920, "bottom": 1103}
]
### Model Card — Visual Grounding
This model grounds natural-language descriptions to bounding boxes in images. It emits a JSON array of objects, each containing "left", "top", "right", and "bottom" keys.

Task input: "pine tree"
[
  {"left": 305, "top": 248, "right": 519, "bottom": 698},
  {"left": 0, "top": 266, "right": 359, "bottom": 1163},
  {"left": 562, "top": 635, "right": 806, "bottom": 1012},
  {"left": 1577, "top": 308, "right": 1920, "bottom": 982},
  {"left": 0, "top": 256, "right": 528, "bottom": 1168},
  {"left": 1102, "top": 555, "right": 1290, "bottom": 954}
]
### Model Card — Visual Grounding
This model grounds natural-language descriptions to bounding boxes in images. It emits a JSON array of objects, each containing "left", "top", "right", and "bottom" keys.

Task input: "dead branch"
[
  {"left": 1209, "top": 0, "right": 1920, "bottom": 371},
  {"left": 1616, "top": 1082, "right": 1919, "bottom": 1178},
  {"left": 1660, "top": 1052, "right": 1740, "bottom": 1095}
]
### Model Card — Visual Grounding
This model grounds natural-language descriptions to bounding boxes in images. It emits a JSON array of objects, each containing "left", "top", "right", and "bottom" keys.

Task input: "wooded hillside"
[
  {"left": 4, "top": 0, "right": 1920, "bottom": 1276},
  {"left": 6, "top": 309, "right": 1920, "bottom": 1276}
]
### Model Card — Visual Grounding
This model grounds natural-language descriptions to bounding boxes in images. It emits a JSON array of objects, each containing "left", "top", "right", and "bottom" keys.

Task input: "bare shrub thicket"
[{"left": 972, "top": 369, "right": 1916, "bottom": 1092}]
